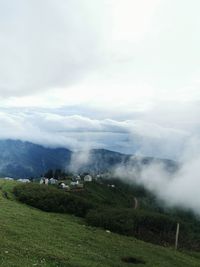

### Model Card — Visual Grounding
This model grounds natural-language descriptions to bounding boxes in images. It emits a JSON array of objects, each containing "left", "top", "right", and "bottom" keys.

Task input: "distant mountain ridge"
[{"left": 0, "top": 139, "right": 177, "bottom": 178}]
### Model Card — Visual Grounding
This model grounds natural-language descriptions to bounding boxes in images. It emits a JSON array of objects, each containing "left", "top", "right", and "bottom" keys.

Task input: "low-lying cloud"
[
  {"left": 0, "top": 109, "right": 190, "bottom": 159},
  {"left": 115, "top": 146, "right": 200, "bottom": 215},
  {"left": 69, "top": 149, "right": 91, "bottom": 173}
]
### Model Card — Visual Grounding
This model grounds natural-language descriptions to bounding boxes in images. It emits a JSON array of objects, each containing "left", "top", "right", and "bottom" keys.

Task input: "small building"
[
  {"left": 4, "top": 177, "right": 14, "bottom": 181},
  {"left": 84, "top": 175, "right": 92, "bottom": 182},
  {"left": 44, "top": 178, "right": 49, "bottom": 185},
  {"left": 17, "top": 179, "right": 30, "bottom": 183},
  {"left": 107, "top": 184, "right": 116, "bottom": 188},
  {"left": 40, "top": 177, "right": 49, "bottom": 185},
  {"left": 72, "top": 175, "right": 81, "bottom": 182},
  {"left": 59, "top": 182, "right": 69, "bottom": 190},
  {"left": 75, "top": 175, "right": 81, "bottom": 181},
  {"left": 70, "top": 180, "right": 79, "bottom": 186},
  {"left": 39, "top": 178, "right": 44, "bottom": 184},
  {"left": 49, "top": 178, "right": 57, "bottom": 185}
]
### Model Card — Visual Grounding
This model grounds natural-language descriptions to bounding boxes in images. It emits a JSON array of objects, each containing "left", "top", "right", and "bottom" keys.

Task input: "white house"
[
  {"left": 49, "top": 178, "right": 57, "bottom": 185},
  {"left": 4, "top": 177, "right": 14, "bottom": 181},
  {"left": 72, "top": 175, "right": 81, "bottom": 182},
  {"left": 75, "top": 175, "right": 81, "bottom": 181},
  {"left": 84, "top": 175, "right": 92, "bottom": 182},
  {"left": 70, "top": 180, "right": 79, "bottom": 186},
  {"left": 107, "top": 184, "right": 116, "bottom": 188},
  {"left": 59, "top": 183, "right": 69, "bottom": 190},
  {"left": 40, "top": 177, "right": 49, "bottom": 185},
  {"left": 17, "top": 179, "right": 30, "bottom": 183},
  {"left": 44, "top": 178, "right": 49, "bottom": 185}
]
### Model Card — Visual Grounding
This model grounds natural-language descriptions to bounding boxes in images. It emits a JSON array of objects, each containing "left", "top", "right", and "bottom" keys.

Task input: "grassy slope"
[
  {"left": 71, "top": 181, "right": 135, "bottom": 208},
  {"left": 0, "top": 180, "right": 199, "bottom": 267}
]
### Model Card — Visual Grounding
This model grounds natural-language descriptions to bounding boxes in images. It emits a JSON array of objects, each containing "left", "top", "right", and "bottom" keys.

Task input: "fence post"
[{"left": 175, "top": 222, "right": 180, "bottom": 250}]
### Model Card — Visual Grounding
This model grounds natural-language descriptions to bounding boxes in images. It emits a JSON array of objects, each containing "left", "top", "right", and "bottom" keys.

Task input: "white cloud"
[
  {"left": 0, "top": 110, "right": 190, "bottom": 159},
  {"left": 115, "top": 145, "right": 200, "bottom": 215},
  {"left": 0, "top": 0, "right": 108, "bottom": 97},
  {"left": 108, "top": 0, "right": 160, "bottom": 43},
  {"left": 0, "top": 0, "right": 162, "bottom": 98},
  {"left": 0, "top": 0, "right": 200, "bottom": 162}
]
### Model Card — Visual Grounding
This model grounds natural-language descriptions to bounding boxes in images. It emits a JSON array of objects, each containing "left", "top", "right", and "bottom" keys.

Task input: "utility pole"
[{"left": 175, "top": 222, "right": 180, "bottom": 250}]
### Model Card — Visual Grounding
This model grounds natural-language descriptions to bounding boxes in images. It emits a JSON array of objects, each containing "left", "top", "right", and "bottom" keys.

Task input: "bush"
[
  {"left": 86, "top": 208, "right": 190, "bottom": 247},
  {"left": 13, "top": 183, "right": 94, "bottom": 217}
]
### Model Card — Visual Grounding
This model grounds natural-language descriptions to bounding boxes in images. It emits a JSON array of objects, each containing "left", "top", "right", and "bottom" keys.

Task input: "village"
[
  {"left": 39, "top": 174, "right": 93, "bottom": 191},
  {"left": 2, "top": 172, "right": 116, "bottom": 191}
]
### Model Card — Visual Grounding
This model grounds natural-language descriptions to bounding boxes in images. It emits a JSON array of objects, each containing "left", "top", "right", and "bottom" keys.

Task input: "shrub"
[{"left": 13, "top": 183, "right": 94, "bottom": 217}]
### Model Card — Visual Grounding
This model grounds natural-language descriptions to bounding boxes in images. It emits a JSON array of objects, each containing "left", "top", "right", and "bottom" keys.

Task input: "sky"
[{"left": 0, "top": 0, "right": 200, "bottom": 159}]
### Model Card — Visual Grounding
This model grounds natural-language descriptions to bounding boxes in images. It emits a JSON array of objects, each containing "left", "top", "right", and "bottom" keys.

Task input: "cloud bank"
[
  {"left": 115, "top": 144, "right": 200, "bottom": 215},
  {"left": 0, "top": 109, "right": 190, "bottom": 159}
]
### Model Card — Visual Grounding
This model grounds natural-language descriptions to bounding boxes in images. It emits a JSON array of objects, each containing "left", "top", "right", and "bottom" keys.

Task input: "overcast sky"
[{"left": 0, "top": 0, "right": 200, "bottom": 159}]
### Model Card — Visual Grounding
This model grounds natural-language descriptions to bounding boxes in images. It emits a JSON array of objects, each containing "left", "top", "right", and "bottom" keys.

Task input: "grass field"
[{"left": 0, "top": 180, "right": 199, "bottom": 267}]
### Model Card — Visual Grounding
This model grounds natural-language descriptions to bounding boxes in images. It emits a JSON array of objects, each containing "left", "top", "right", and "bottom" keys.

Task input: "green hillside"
[{"left": 0, "top": 180, "right": 200, "bottom": 267}]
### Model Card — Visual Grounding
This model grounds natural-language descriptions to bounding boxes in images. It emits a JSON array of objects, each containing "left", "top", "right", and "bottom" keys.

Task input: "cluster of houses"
[
  {"left": 2, "top": 173, "right": 117, "bottom": 191},
  {"left": 3, "top": 177, "right": 30, "bottom": 183},
  {"left": 2, "top": 174, "right": 94, "bottom": 186},
  {"left": 39, "top": 174, "right": 93, "bottom": 190}
]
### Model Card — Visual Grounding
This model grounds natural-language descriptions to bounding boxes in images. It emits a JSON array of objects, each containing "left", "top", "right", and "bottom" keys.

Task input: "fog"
[
  {"left": 69, "top": 149, "right": 91, "bottom": 173},
  {"left": 0, "top": 109, "right": 189, "bottom": 158},
  {"left": 115, "top": 139, "right": 200, "bottom": 215}
]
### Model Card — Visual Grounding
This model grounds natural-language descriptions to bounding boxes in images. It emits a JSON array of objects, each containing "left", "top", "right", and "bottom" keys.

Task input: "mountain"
[
  {"left": 0, "top": 139, "right": 177, "bottom": 178},
  {"left": 81, "top": 149, "right": 177, "bottom": 173},
  {"left": 0, "top": 140, "right": 71, "bottom": 178}
]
